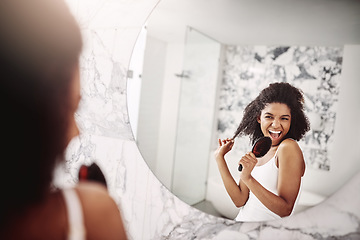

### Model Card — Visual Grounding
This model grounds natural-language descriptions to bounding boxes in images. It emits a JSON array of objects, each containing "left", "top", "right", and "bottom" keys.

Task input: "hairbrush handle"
[{"left": 232, "top": 136, "right": 243, "bottom": 171}]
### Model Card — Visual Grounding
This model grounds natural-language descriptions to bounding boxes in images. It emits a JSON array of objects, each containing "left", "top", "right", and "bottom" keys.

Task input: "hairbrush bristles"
[
  {"left": 78, "top": 163, "right": 108, "bottom": 188},
  {"left": 238, "top": 136, "right": 272, "bottom": 171},
  {"left": 252, "top": 136, "right": 272, "bottom": 158}
]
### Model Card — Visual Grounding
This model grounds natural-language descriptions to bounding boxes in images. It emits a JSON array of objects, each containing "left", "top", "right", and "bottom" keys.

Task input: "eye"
[
  {"left": 265, "top": 116, "right": 273, "bottom": 119},
  {"left": 281, "top": 117, "right": 289, "bottom": 121}
]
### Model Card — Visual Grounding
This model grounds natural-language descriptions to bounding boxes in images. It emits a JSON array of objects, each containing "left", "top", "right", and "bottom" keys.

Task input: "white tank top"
[
  {"left": 235, "top": 146, "right": 302, "bottom": 222},
  {"left": 62, "top": 188, "right": 86, "bottom": 240}
]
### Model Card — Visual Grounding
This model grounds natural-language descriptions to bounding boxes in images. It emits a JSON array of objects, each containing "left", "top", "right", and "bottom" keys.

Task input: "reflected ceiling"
[{"left": 147, "top": 0, "right": 360, "bottom": 45}]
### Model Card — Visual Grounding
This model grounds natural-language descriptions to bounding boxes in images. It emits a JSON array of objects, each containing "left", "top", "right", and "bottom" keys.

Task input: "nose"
[{"left": 272, "top": 119, "right": 280, "bottom": 128}]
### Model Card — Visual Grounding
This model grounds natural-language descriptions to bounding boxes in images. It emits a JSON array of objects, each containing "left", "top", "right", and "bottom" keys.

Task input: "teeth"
[{"left": 269, "top": 130, "right": 281, "bottom": 134}]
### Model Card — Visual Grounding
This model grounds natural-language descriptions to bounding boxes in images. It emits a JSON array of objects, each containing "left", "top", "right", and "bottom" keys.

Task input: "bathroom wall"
[
  {"left": 56, "top": 0, "right": 360, "bottom": 239},
  {"left": 307, "top": 45, "right": 360, "bottom": 196}
]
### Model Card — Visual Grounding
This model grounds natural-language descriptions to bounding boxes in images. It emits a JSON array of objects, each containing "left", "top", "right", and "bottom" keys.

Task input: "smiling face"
[{"left": 257, "top": 102, "right": 291, "bottom": 146}]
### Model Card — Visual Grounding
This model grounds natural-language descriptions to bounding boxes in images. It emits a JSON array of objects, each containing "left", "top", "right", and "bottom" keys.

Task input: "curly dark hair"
[
  {"left": 233, "top": 82, "right": 310, "bottom": 145},
  {"left": 0, "top": 0, "right": 82, "bottom": 226}
]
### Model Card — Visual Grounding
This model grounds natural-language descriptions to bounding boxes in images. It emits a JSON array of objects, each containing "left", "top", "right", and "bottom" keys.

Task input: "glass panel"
[{"left": 171, "top": 27, "right": 221, "bottom": 205}]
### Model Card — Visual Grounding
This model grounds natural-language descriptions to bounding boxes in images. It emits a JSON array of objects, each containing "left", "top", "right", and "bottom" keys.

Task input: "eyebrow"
[{"left": 264, "top": 112, "right": 291, "bottom": 117}]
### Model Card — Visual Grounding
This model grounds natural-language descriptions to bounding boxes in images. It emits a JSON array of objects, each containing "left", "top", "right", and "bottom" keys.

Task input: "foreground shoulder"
[
  {"left": 74, "top": 182, "right": 127, "bottom": 239},
  {"left": 74, "top": 182, "right": 118, "bottom": 215},
  {"left": 75, "top": 182, "right": 119, "bottom": 222},
  {"left": 75, "top": 181, "right": 109, "bottom": 197}
]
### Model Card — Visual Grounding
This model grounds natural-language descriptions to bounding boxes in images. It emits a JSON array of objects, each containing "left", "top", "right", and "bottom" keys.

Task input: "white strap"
[{"left": 62, "top": 188, "right": 86, "bottom": 240}]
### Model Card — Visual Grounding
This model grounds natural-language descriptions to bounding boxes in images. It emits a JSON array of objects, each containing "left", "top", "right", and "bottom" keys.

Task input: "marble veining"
[{"left": 157, "top": 172, "right": 360, "bottom": 240}]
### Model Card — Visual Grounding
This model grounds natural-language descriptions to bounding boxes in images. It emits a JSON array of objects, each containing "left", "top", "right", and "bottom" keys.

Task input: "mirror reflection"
[{"left": 127, "top": 0, "right": 360, "bottom": 220}]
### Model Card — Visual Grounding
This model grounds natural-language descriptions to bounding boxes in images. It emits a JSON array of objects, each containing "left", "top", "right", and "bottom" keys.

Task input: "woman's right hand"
[
  {"left": 239, "top": 152, "right": 257, "bottom": 182},
  {"left": 214, "top": 138, "right": 234, "bottom": 160}
]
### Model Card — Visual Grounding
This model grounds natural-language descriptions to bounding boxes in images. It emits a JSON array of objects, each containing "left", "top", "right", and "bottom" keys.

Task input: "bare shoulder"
[
  {"left": 277, "top": 138, "right": 305, "bottom": 175},
  {"left": 278, "top": 138, "right": 302, "bottom": 155},
  {"left": 75, "top": 182, "right": 116, "bottom": 213},
  {"left": 75, "top": 181, "right": 110, "bottom": 199},
  {"left": 75, "top": 182, "right": 128, "bottom": 239}
]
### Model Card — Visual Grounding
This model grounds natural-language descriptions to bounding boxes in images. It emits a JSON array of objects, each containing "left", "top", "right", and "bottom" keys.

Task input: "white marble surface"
[
  {"left": 53, "top": 0, "right": 360, "bottom": 239},
  {"left": 154, "top": 172, "right": 360, "bottom": 240}
]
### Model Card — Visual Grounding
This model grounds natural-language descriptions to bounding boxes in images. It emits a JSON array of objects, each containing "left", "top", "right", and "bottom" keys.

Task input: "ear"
[{"left": 257, "top": 115, "right": 261, "bottom": 123}]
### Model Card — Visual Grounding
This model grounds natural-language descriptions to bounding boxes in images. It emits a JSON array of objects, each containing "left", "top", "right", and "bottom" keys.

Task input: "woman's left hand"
[
  {"left": 214, "top": 138, "right": 234, "bottom": 160},
  {"left": 239, "top": 152, "right": 257, "bottom": 182}
]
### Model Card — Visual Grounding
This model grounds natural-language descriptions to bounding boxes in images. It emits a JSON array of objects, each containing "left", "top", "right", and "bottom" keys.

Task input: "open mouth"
[{"left": 269, "top": 130, "right": 282, "bottom": 139}]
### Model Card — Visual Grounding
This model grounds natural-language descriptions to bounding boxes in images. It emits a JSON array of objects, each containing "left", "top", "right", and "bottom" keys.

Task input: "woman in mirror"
[
  {"left": 215, "top": 82, "right": 310, "bottom": 222},
  {"left": 0, "top": 0, "right": 127, "bottom": 238}
]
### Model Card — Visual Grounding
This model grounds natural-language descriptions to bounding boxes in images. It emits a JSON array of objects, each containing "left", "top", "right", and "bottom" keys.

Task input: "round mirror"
[{"left": 127, "top": 0, "right": 360, "bottom": 220}]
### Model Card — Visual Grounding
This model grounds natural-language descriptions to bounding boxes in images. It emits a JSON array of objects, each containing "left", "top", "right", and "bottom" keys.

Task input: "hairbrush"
[
  {"left": 78, "top": 163, "right": 107, "bottom": 188},
  {"left": 238, "top": 136, "right": 272, "bottom": 171}
]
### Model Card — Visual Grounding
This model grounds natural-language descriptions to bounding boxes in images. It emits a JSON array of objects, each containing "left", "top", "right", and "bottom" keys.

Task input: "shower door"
[{"left": 171, "top": 27, "right": 221, "bottom": 205}]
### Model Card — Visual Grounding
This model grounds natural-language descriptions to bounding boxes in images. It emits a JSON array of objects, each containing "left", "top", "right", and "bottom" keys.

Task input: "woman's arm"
[
  {"left": 215, "top": 139, "right": 250, "bottom": 207},
  {"left": 240, "top": 139, "right": 305, "bottom": 217}
]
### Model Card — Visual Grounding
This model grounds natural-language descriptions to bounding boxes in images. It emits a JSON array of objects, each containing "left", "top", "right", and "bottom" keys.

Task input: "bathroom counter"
[{"left": 156, "top": 170, "right": 360, "bottom": 239}]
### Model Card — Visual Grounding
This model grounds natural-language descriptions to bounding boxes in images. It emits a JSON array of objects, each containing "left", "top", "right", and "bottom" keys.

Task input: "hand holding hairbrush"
[{"left": 238, "top": 136, "right": 272, "bottom": 171}]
